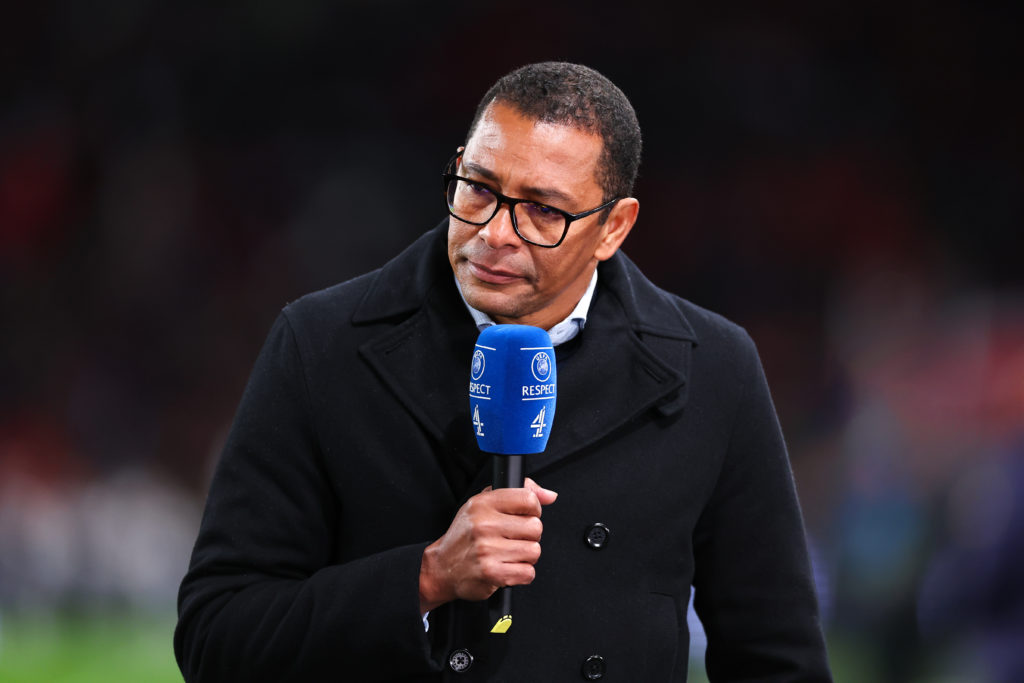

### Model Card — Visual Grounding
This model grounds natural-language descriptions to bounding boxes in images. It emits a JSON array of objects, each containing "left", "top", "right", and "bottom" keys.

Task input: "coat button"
[
  {"left": 581, "top": 654, "right": 606, "bottom": 679},
  {"left": 448, "top": 648, "right": 473, "bottom": 673},
  {"left": 584, "top": 523, "right": 610, "bottom": 550}
]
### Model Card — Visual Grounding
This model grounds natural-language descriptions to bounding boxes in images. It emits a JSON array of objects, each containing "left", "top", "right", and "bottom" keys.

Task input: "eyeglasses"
[{"left": 442, "top": 150, "right": 621, "bottom": 248}]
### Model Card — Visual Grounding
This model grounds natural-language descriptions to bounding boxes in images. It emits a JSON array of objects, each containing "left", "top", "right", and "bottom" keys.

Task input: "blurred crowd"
[{"left": 1, "top": 2, "right": 1021, "bottom": 681}]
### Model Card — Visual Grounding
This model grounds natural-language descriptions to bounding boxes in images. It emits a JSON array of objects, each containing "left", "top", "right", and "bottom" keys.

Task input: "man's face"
[{"left": 448, "top": 102, "right": 635, "bottom": 331}]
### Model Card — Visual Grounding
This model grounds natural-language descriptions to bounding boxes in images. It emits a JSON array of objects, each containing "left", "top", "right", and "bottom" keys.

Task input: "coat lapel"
[
  {"left": 527, "top": 253, "right": 696, "bottom": 475},
  {"left": 354, "top": 225, "right": 483, "bottom": 498},
  {"left": 358, "top": 279, "right": 479, "bottom": 445}
]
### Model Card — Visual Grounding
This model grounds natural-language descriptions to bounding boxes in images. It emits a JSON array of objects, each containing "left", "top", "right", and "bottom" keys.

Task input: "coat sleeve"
[
  {"left": 174, "top": 312, "right": 440, "bottom": 682},
  {"left": 692, "top": 329, "right": 832, "bottom": 682}
]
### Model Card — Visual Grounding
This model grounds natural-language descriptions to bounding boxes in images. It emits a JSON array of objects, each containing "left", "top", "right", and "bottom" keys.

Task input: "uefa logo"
[
  {"left": 531, "top": 352, "right": 552, "bottom": 383},
  {"left": 471, "top": 349, "right": 486, "bottom": 380}
]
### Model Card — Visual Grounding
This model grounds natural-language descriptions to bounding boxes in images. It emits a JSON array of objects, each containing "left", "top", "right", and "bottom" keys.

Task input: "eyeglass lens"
[{"left": 446, "top": 179, "right": 565, "bottom": 246}]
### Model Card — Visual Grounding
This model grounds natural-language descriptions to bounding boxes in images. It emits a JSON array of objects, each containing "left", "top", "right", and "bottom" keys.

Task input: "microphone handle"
[
  {"left": 490, "top": 454, "right": 524, "bottom": 633},
  {"left": 492, "top": 453, "right": 524, "bottom": 489}
]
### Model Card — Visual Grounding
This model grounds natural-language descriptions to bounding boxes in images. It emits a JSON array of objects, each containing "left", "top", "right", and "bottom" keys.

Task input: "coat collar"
[
  {"left": 356, "top": 221, "right": 697, "bottom": 481},
  {"left": 353, "top": 221, "right": 698, "bottom": 343},
  {"left": 351, "top": 223, "right": 453, "bottom": 324}
]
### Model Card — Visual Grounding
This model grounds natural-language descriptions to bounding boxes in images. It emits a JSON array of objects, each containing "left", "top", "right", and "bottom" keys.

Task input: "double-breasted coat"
[{"left": 175, "top": 222, "right": 831, "bottom": 682}]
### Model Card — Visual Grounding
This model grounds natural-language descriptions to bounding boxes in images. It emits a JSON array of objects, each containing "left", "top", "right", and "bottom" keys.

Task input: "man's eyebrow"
[
  {"left": 462, "top": 161, "right": 575, "bottom": 207},
  {"left": 462, "top": 161, "right": 500, "bottom": 184}
]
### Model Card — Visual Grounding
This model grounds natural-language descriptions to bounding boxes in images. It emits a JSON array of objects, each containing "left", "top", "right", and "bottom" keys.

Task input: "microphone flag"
[{"left": 469, "top": 324, "right": 556, "bottom": 455}]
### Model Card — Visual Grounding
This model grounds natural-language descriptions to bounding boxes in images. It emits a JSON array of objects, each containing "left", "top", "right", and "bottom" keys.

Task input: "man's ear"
[{"left": 594, "top": 198, "right": 639, "bottom": 262}]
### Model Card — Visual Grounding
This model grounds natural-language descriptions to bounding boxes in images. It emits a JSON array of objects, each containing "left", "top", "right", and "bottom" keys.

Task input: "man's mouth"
[{"left": 467, "top": 260, "right": 524, "bottom": 285}]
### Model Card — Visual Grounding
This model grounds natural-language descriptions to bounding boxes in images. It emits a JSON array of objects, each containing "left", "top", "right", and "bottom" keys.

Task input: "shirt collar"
[{"left": 456, "top": 269, "right": 598, "bottom": 346}]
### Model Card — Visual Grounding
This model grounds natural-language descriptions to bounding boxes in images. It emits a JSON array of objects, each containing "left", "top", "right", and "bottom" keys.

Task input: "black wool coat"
[{"left": 175, "top": 222, "right": 832, "bottom": 682}]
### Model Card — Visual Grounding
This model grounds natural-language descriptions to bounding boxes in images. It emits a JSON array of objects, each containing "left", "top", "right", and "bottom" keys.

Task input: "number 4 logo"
[
  {"left": 531, "top": 406, "right": 547, "bottom": 438},
  {"left": 473, "top": 405, "right": 484, "bottom": 436}
]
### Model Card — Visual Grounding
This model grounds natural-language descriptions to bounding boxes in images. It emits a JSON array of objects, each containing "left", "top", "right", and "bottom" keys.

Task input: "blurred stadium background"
[{"left": 1, "top": 2, "right": 1021, "bottom": 681}]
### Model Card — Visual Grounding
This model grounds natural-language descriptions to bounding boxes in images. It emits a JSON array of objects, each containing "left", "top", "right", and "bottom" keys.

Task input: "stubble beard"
[{"left": 457, "top": 266, "right": 533, "bottom": 322}]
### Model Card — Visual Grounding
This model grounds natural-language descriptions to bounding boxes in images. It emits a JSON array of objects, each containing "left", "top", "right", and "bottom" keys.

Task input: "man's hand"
[{"left": 418, "top": 478, "right": 558, "bottom": 614}]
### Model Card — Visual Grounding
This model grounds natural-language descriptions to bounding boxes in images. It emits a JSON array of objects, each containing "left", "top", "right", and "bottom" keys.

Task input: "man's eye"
[{"left": 468, "top": 182, "right": 493, "bottom": 195}]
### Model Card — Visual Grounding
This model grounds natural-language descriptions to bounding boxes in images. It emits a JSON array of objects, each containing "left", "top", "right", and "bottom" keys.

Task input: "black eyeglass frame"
[{"left": 441, "top": 150, "right": 622, "bottom": 248}]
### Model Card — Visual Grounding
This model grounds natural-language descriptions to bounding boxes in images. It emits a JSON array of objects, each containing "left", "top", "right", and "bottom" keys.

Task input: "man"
[{"left": 175, "top": 62, "right": 832, "bottom": 682}]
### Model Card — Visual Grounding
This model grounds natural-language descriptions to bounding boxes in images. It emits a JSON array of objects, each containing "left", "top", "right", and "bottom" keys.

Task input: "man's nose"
[{"left": 479, "top": 203, "right": 520, "bottom": 249}]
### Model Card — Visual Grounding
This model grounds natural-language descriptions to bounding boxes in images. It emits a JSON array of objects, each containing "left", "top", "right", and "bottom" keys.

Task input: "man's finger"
[{"left": 524, "top": 477, "right": 558, "bottom": 505}]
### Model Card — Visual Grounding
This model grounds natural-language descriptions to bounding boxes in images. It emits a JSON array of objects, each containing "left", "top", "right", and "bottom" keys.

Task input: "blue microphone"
[{"left": 468, "top": 324, "right": 557, "bottom": 634}]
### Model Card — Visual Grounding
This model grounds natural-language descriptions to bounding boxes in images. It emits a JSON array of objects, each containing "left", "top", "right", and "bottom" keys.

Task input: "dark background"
[{"left": 2, "top": 2, "right": 1022, "bottom": 681}]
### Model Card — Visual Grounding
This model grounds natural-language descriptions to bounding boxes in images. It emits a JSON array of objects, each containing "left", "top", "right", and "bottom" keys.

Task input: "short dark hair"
[{"left": 467, "top": 62, "right": 642, "bottom": 201}]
